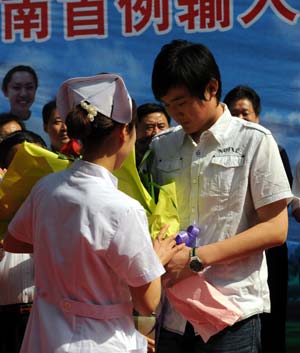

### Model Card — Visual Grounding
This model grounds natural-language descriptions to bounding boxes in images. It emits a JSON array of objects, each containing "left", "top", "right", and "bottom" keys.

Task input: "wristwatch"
[{"left": 189, "top": 247, "right": 204, "bottom": 273}]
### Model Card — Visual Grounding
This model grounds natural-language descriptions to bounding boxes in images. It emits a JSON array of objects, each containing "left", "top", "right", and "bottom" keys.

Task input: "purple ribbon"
[{"left": 175, "top": 224, "right": 201, "bottom": 247}]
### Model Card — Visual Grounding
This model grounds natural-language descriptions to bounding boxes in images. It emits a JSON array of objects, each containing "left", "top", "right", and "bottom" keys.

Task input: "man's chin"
[{"left": 181, "top": 126, "right": 195, "bottom": 134}]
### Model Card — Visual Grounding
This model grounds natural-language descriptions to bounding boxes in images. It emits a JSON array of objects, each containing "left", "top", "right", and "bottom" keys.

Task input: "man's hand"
[
  {"left": 164, "top": 246, "right": 194, "bottom": 287},
  {"left": 152, "top": 225, "right": 185, "bottom": 266}
]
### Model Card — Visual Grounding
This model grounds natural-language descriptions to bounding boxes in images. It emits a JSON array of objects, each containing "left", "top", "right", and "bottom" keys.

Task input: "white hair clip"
[{"left": 80, "top": 101, "right": 97, "bottom": 122}]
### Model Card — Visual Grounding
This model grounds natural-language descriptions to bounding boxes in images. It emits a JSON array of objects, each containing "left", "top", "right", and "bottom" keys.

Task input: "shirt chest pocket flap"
[
  {"left": 157, "top": 158, "right": 183, "bottom": 173},
  {"left": 208, "top": 155, "right": 245, "bottom": 194},
  {"left": 211, "top": 155, "right": 244, "bottom": 168}
]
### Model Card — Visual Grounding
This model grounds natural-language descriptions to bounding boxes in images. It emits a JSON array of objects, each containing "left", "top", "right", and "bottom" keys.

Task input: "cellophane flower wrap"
[
  {"left": 148, "top": 180, "right": 180, "bottom": 239},
  {"left": 0, "top": 142, "right": 71, "bottom": 239},
  {"left": 113, "top": 147, "right": 156, "bottom": 218},
  {"left": 113, "top": 148, "right": 180, "bottom": 238}
]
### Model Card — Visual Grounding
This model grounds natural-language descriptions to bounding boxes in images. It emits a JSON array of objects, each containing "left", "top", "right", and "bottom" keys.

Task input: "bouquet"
[{"left": 0, "top": 142, "right": 71, "bottom": 239}]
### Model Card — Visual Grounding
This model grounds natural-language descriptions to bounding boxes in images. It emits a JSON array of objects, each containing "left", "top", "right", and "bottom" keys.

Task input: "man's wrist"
[{"left": 189, "top": 247, "right": 204, "bottom": 272}]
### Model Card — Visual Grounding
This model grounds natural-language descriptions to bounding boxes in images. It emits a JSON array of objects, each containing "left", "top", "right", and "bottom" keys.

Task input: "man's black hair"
[{"left": 152, "top": 39, "right": 222, "bottom": 102}]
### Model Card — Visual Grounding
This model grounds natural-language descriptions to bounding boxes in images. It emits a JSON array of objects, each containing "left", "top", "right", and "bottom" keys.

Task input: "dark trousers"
[
  {"left": 157, "top": 315, "right": 261, "bottom": 353},
  {"left": 0, "top": 307, "right": 30, "bottom": 353},
  {"left": 260, "top": 243, "right": 288, "bottom": 353}
]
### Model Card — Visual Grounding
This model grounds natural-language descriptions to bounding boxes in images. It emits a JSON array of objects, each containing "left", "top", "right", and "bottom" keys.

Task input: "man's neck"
[{"left": 190, "top": 103, "right": 224, "bottom": 143}]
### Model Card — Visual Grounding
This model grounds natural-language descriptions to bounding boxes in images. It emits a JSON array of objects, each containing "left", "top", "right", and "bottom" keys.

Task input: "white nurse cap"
[{"left": 56, "top": 73, "right": 132, "bottom": 124}]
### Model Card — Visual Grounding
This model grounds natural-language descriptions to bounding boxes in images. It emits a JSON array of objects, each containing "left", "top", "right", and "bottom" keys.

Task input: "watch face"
[{"left": 190, "top": 257, "right": 203, "bottom": 272}]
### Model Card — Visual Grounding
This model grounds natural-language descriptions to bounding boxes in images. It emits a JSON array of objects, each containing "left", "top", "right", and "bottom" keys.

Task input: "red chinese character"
[
  {"left": 62, "top": 0, "right": 107, "bottom": 39},
  {"left": 2, "top": 0, "right": 49, "bottom": 42},
  {"left": 115, "top": 0, "right": 171, "bottom": 36},
  {"left": 238, "top": 0, "right": 299, "bottom": 27},
  {"left": 175, "top": 0, "right": 232, "bottom": 32}
]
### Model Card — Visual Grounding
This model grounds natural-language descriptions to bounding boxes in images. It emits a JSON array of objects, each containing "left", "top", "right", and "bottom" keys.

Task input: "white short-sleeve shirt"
[
  {"left": 0, "top": 252, "right": 34, "bottom": 305},
  {"left": 8, "top": 159, "right": 165, "bottom": 353},
  {"left": 150, "top": 105, "right": 292, "bottom": 334}
]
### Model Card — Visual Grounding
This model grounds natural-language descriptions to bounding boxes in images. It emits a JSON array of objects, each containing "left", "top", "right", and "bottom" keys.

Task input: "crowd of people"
[{"left": 0, "top": 40, "right": 299, "bottom": 353}]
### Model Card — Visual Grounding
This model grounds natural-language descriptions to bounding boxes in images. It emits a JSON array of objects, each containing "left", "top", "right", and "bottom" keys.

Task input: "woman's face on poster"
[{"left": 3, "top": 71, "right": 37, "bottom": 118}]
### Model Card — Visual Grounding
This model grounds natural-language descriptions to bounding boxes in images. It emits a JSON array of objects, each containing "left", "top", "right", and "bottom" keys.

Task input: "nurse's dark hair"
[
  {"left": 65, "top": 99, "right": 137, "bottom": 147},
  {"left": 152, "top": 39, "right": 222, "bottom": 102}
]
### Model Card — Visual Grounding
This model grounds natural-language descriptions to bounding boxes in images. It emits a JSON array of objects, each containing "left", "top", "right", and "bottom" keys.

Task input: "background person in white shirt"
[
  {"left": 224, "top": 85, "right": 292, "bottom": 353},
  {"left": 3, "top": 73, "right": 182, "bottom": 353},
  {"left": 150, "top": 39, "right": 292, "bottom": 353},
  {"left": 0, "top": 129, "right": 47, "bottom": 353}
]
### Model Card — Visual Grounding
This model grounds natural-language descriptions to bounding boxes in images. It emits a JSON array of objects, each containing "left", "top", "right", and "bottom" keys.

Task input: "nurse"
[{"left": 4, "top": 74, "right": 181, "bottom": 353}]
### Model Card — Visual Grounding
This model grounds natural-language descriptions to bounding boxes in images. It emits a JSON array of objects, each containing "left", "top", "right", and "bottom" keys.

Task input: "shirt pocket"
[
  {"left": 206, "top": 155, "right": 245, "bottom": 196},
  {"left": 156, "top": 158, "right": 183, "bottom": 183},
  {"left": 157, "top": 158, "right": 182, "bottom": 172},
  {"left": 156, "top": 157, "right": 183, "bottom": 185}
]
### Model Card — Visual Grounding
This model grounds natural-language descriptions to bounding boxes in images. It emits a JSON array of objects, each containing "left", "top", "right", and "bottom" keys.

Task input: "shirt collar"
[
  {"left": 207, "top": 104, "right": 233, "bottom": 145},
  {"left": 71, "top": 159, "right": 118, "bottom": 188}
]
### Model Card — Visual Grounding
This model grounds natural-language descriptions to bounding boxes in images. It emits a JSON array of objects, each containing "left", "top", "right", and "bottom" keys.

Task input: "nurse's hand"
[
  {"left": 152, "top": 225, "right": 185, "bottom": 266},
  {"left": 146, "top": 336, "right": 155, "bottom": 353},
  {"left": 164, "top": 246, "right": 195, "bottom": 287}
]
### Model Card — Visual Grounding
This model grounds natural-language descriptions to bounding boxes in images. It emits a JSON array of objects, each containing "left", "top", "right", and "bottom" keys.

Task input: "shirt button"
[
  {"left": 192, "top": 178, "right": 197, "bottom": 184},
  {"left": 191, "top": 207, "right": 195, "bottom": 213}
]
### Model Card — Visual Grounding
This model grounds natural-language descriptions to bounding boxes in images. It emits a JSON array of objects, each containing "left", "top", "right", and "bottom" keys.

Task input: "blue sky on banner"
[{"left": 0, "top": 0, "right": 300, "bottom": 165}]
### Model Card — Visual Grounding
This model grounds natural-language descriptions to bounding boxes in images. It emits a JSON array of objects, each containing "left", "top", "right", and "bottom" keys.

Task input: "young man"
[
  {"left": 150, "top": 40, "right": 292, "bottom": 353},
  {"left": 224, "top": 85, "right": 292, "bottom": 353}
]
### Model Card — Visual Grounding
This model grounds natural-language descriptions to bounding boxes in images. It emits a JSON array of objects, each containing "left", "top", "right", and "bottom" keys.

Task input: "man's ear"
[
  {"left": 204, "top": 79, "right": 219, "bottom": 100},
  {"left": 43, "top": 123, "right": 48, "bottom": 133}
]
